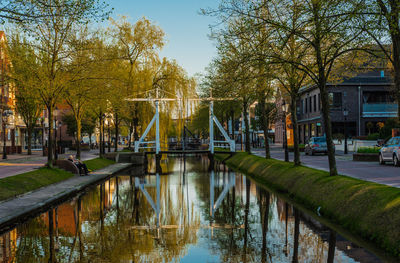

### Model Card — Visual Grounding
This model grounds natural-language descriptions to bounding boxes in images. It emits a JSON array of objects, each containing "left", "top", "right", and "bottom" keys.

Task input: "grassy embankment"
[
  {"left": 0, "top": 158, "right": 115, "bottom": 202},
  {"left": 216, "top": 152, "right": 400, "bottom": 257},
  {"left": 84, "top": 157, "right": 115, "bottom": 171}
]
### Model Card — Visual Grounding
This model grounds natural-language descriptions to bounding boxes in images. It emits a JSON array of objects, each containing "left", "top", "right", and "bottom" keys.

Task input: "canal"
[{"left": 0, "top": 156, "right": 392, "bottom": 262}]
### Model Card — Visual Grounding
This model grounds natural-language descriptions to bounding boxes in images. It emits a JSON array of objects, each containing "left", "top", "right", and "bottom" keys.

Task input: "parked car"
[
  {"left": 379, "top": 136, "right": 400, "bottom": 166},
  {"left": 305, "top": 137, "right": 334, "bottom": 155}
]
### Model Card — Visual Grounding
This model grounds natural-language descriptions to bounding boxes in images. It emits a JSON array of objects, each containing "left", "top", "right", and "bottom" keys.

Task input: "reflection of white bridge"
[
  {"left": 210, "top": 170, "right": 236, "bottom": 218},
  {"left": 135, "top": 174, "right": 161, "bottom": 227},
  {"left": 134, "top": 169, "right": 237, "bottom": 230},
  {"left": 127, "top": 88, "right": 236, "bottom": 155}
]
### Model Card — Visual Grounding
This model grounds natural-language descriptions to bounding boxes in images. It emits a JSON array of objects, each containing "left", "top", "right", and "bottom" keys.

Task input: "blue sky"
[{"left": 109, "top": 0, "right": 219, "bottom": 77}]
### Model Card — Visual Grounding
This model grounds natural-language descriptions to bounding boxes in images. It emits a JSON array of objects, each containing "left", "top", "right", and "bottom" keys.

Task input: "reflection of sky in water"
[{"left": 0, "top": 157, "right": 387, "bottom": 262}]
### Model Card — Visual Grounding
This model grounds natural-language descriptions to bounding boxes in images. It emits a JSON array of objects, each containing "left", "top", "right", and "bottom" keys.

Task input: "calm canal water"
[{"left": 0, "top": 157, "right": 393, "bottom": 262}]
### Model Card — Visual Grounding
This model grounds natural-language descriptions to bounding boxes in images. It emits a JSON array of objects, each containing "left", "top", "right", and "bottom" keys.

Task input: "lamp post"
[
  {"left": 2, "top": 113, "right": 6, "bottom": 159},
  {"left": 2, "top": 110, "right": 10, "bottom": 159},
  {"left": 2, "top": 110, "right": 12, "bottom": 159},
  {"left": 282, "top": 100, "right": 289, "bottom": 162},
  {"left": 105, "top": 117, "right": 111, "bottom": 153},
  {"left": 58, "top": 121, "right": 62, "bottom": 155},
  {"left": 54, "top": 118, "right": 58, "bottom": 160},
  {"left": 343, "top": 109, "right": 348, "bottom": 154},
  {"left": 41, "top": 117, "right": 45, "bottom": 156}
]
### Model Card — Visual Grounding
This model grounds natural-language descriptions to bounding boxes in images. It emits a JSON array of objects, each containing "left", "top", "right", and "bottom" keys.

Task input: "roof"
[{"left": 299, "top": 70, "right": 393, "bottom": 94}]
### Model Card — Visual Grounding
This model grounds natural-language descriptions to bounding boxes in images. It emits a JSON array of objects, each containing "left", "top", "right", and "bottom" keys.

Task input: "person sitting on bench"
[{"left": 68, "top": 155, "right": 89, "bottom": 175}]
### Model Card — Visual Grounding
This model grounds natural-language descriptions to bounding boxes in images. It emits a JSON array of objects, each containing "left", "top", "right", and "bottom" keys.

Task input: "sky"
[{"left": 109, "top": 0, "right": 219, "bottom": 77}]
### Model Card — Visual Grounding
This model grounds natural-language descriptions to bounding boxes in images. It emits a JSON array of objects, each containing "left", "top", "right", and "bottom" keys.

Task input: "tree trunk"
[
  {"left": 47, "top": 106, "right": 53, "bottom": 167},
  {"left": 292, "top": 208, "right": 300, "bottom": 263},
  {"left": 128, "top": 121, "right": 133, "bottom": 149},
  {"left": 89, "top": 132, "right": 92, "bottom": 149},
  {"left": 102, "top": 119, "right": 105, "bottom": 155},
  {"left": 290, "top": 95, "right": 301, "bottom": 165},
  {"left": 243, "top": 100, "right": 251, "bottom": 153},
  {"left": 108, "top": 124, "right": 111, "bottom": 153},
  {"left": 327, "top": 230, "right": 337, "bottom": 263},
  {"left": 99, "top": 114, "right": 103, "bottom": 158},
  {"left": 314, "top": 3, "right": 337, "bottom": 176},
  {"left": 134, "top": 108, "right": 139, "bottom": 141},
  {"left": 114, "top": 112, "right": 119, "bottom": 152},
  {"left": 27, "top": 126, "right": 33, "bottom": 155},
  {"left": 259, "top": 96, "right": 270, "bottom": 158},
  {"left": 319, "top": 81, "right": 338, "bottom": 176},
  {"left": 76, "top": 118, "right": 82, "bottom": 160},
  {"left": 230, "top": 109, "right": 235, "bottom": 140},
  {"left": 392, "top": 37, "right": 400, "bottom": 121}
]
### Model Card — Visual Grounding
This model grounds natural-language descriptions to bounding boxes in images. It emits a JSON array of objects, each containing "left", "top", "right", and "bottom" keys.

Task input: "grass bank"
[
  {"left": 84, "top": 157, "right": 115, "bottom": 171},
  {"left": 217, "top": 152, "right": 400, "bottom": 257},
  {"left": 0, "top": 167, "right": 74, "bottom": 201},
  {"left": 0, "top": 158, "right": 116, "bottom": 202}
]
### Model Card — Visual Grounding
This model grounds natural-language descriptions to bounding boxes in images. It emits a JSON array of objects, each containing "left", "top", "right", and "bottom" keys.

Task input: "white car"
[{"left": 379, "top": 137, "right": 400, "bottom": 166}]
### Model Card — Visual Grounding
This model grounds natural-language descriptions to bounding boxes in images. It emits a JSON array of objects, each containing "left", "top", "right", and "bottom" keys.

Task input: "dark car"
[{"left": 305, "top": 137, "right": 334, "bottom": 155}]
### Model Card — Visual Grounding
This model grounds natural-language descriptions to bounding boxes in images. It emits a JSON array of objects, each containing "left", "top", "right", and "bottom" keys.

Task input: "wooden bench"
[{"left": 54, "top": 160, "right": 84, "bottom": 175}]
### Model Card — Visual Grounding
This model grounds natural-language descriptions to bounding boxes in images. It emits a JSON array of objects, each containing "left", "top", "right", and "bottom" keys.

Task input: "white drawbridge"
[{"left": 126, "top": 88, "right": 235, "bottom": 154}]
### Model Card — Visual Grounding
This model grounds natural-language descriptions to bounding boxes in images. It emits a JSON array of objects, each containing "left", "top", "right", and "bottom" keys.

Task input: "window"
[
  {"left": 328, "top": 92, "right": 342, "bottom": 108},
  {"left": 309, "top": 97, "right": 312, "bottom": 112},
  {"left": 313, "top": 95, "right": 317, "bottom": 111},
  {"left": 305, "top": 98, "right": 308, "bottom": 113},
  {"left": 300, "top": 100, "right": 303, "bottom": 114}
]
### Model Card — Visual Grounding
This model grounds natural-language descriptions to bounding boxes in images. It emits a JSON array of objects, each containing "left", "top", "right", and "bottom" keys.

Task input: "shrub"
[{"left": 357, "top": 146, "right": 381, "bottom": 153}]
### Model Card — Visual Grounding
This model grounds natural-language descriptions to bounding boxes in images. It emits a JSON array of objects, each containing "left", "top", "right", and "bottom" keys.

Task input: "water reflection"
[{"left": 0, "top": 157, "right": 389, "bottom": 262}]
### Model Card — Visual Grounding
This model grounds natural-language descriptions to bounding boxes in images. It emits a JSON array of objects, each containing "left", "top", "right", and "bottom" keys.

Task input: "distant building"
[{"left": 296, "top": 70, "right": 395, "bottom": 143}]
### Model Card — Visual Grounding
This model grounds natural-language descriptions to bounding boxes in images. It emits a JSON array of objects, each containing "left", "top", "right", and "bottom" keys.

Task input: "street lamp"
[
  {"left": 282, "top": 100, "right": 289, "bottom": 162},
  {"left": 343, "top": 109, "right": 348, "bottom": 154},
  {"left": 2, "top": 109, "right": 12, "bottom": 159},
  {"left": 105, "top": 117, "right": 111, "bottom": 153},
  {"left": 40, "top": 117, "right": 46, "bottom": 156},
  {"left": 58, "top": 121, "right": 62, "bottom": 155},
  {"left": 54, "top": 118, "right": 58, "bottom": 160}
]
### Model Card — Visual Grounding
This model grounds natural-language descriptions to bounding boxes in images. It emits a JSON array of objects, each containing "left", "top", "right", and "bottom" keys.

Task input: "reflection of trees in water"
[
  {"left": 194, "top": 170, "right": 263, "bottom": 262},
  {"left": 0, "top": 158, "right": 383, "bottom": 263},
  {"left": 75, "top": 174, "right": 200, "bottom": 262},
  {"left": 6, "top": 171, "right": 201, "bottom": 262}
]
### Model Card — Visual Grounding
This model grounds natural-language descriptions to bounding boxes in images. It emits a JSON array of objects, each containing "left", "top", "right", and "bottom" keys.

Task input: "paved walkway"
[
  {"left": 0, "top": 163, "right": 132, "bottom": 232},
  {"left": 0, "top": 149, "right": 102, "bottom": 179},
  {"left": 252, "top": 145, "right": 400, "bottom": 188}
]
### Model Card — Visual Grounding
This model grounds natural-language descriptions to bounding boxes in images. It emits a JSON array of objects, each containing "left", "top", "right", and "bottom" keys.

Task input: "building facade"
[{"left": 297, "top": 70, "right": 396, "bottom": 143}]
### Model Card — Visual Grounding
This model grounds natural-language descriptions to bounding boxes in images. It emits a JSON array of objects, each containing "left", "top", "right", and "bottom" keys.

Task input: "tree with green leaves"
[
  {"left": 11, "top": 0, "right": 110, "bottom": 166},
  {"left": 208, "top": 0, "right": 367, "bottom": 175},
  {"left": 109, "top": 16, "right": 165, "bottom": 151},
  {"left": 8, "top": 35, "right": 43, "bottom": 155}
]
